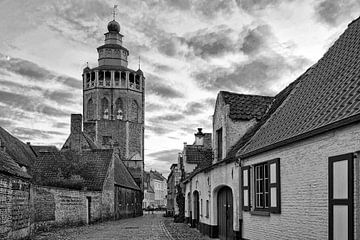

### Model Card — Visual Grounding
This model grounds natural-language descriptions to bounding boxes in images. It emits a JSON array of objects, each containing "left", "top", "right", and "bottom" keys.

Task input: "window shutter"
[
  {"left": 269, "top": 158, "right": 281, "bottom": 213},
  {"left": 242, "top": 166, "right": 251, "bottom": 211}
]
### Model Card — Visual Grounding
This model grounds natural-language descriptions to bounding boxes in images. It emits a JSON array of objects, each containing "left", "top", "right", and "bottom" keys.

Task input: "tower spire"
[{"left": 138, "top": 56, "right": 141, "bottom": 69}]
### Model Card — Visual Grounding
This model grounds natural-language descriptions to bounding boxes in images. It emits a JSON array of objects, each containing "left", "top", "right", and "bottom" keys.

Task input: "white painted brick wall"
[{"left": 242, "top": 123, "right": 360, "bottom": 240}]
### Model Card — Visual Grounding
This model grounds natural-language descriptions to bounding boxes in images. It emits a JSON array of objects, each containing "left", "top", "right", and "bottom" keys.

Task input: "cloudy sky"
[{"left": 0, "top": 0, "right": 358, "bottom": 176}]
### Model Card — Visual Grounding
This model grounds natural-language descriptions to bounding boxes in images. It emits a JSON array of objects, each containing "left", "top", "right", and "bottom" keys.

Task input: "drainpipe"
[{"left": 238, "top": 157, "right": 243, "bottom": 240}]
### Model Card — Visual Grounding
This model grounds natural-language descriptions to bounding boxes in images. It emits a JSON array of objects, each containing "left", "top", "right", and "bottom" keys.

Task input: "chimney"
[
  {"left": 194, "top": 128, "right": 205, "bottom": 146},
  {"left": 71, "top": 114, "right": 82, "bottom": 134}
]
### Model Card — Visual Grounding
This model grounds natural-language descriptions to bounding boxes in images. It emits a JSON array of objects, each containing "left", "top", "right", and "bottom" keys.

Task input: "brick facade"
[
  {"left": 0, "top": 173, "right": 31, "bottom": 240},
  {"left": 242, "top": 123, "right": 360, "bottom": 240}
]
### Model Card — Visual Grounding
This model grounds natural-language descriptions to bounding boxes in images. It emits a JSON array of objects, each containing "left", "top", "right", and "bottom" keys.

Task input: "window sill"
[{"left": 250, "top": 211, "right": 270, "bottom": 216}]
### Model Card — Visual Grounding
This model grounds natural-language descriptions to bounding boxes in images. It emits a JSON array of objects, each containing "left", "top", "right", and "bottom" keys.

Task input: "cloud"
[
  {"left": 11, "top": 127, "right": 66, "bottom": 141},
  {"left": 146, "top": 125, "right": 171, "bottom": 135},
  {"left": 192, "top": 0, "right": 237, "bottom": 18},
  {"left": 148, "top": 113, "right": 184, "bottom": 123},
  {"left": 146, "top": 74, "right": 184, "bottom": 99},
  {"left": 185, "top": 25, "right": 237, "bottom": 58},
  {"left": 183, "top": 102, "right": 205, "bottom": 115},
  {"left": 0, "top": 54, "right": 82, "bottom": 89},
  {"left": 0, "top": 90, "right": 69, "bottom": 118},
  {"left": 314, "top": 0, "right": 360, "bottom": 26},
  {"left": 240, "top": 25, "right": 272, "bottom": 55},
  {"left": 194, "top": 54, "right": 310, "bottom": 95},
  {"left": 147, "top": 149, "right": 181, "bottom": 162},
  {"left": 237, "top": 0, "right": 292, "bottom": 12}
]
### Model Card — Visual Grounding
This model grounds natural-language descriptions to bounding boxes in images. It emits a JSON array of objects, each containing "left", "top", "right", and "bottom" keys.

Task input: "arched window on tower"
[
  {"left": 114, "top": 72, "right": 120, "bottom": 86},
  {"left": 87, "top": 98, "right": 94, "bottom": 120},
  {"left": 129, "top": 100, "right": 139, "bottom": 122},
  {"left": 101, "top": 97, "right": 109, "bottom": 119},
  {"left": 91, "top": 72, "right": 95, "bottom": 87},
  {"left": 129, "top": 73, "right": 134, "bottom": 88},
  {"left": 86, "top": 73, "right": 90, "bottom": 88},
  {"left": 115, "top": 98, "right": 124, "bottom": 120},
  {"left": 135, "top": 75, "right": 140, "bottom": 90},
  {"left": 99, "top": 71, "right": 104, "bottom": 86},
  {"left": 121, "top": 72, "right": 126, "bottom": 87},
  {"left": 105, "top": 71, "right": 111, "bottom": 86}
]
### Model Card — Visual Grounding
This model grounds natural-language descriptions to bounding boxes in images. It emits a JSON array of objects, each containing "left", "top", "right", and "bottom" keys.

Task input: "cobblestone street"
[{"left": 31, "top": 213, "right": 212, "bottom": 240}]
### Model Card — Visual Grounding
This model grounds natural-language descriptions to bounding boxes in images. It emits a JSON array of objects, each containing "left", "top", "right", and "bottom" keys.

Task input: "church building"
[{"left": 63, "top": 17, "right": 145, "bottom": 190}]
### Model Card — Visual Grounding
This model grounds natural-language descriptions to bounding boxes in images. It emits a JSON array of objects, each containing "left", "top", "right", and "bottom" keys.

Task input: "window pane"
[
  {"left": 270, "top": 187, "right": 277, "bottom": 207},
  {"left": 333, "top": 205, "right": 348, "bottom": 240},
  {"left": 270, "top": 163, "right": 276, "bottom": 183},
  {"left": 333, "top": 160, "right": 348, "bottom": 199},
  {"left": 243, "top": 189, "right": 248, "bottom": 206},
  {"left": 243, "top": 169, "right": 248, "bottom": 187}
]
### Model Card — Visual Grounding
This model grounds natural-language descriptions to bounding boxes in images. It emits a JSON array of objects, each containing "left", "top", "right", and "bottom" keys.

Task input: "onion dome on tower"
[{"left": 107, "top": 20, "right": 120, "bottom": 33}]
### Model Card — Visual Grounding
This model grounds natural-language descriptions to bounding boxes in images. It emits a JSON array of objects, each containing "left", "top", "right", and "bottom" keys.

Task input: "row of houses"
[
  {"left": 176, "top": 16, "right": 360, "bottom": 240},
  {"left": 143, "top": 170, "right": 167, "bottom": 209}
]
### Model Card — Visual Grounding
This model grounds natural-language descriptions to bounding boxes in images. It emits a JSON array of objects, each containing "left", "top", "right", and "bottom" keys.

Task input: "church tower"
[{"left": 82, "top": 16, "right": 144, "bottom": 189}]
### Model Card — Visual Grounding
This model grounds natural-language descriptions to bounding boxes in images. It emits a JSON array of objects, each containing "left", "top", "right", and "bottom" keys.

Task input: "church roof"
[
  {"left": 0, "top": 127, "right": 36, "bottom": 167},
  {"left": 240, "top": 16, "right": 360, "bottom": 158},
  {"left": 219, "top": 91, "right": 274, "bottom": 121}
]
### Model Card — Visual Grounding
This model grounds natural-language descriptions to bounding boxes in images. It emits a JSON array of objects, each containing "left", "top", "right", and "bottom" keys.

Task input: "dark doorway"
[
  {"left": 86, "top": 196, "right": 91, "bottom": 224},
  {"left": 329, "top": 153, "right": 354, "bottom": 240},
  {"left": 193, "top": 191, "right": 200, "bottom": 229},
  {"left": 218, "top": 186, "right": 233, "bottom": 240}
]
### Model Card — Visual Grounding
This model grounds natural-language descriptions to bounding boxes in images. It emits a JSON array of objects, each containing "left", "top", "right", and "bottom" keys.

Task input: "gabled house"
[
  {"left": 182, "top": 92, "right": 273, "bottom": 238},
  {"left": 238, "top": 16, "right": 360, "bottom": 240}
]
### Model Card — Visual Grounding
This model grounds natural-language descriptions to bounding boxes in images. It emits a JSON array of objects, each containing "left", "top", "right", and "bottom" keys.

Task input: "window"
[
  {"left": 200, "top": 199, "right": 203, "bottom": 216},
  {"left": 242, "top": 158, "right": 280, "bottom": 213},
  {"left": 114, "top": 72, "right": 120, "bottom": 86},
  {"left": 255, "top": 163, "right": 269, "bottom": 209},
  {"left": 91, "top": 72, "right": 95, "bottom": 86},
  {"left": 105, "top": 71, "right": 111, "bottom": 86},
  {"left": 129, "top": 73, "right": 135, "bottom": 88},
  {"left": 99, "top": 71, "right": 104, "bottom": 85},
  {"left": 216, "top": 128, "right": 223, "bottom": 160},
  {"left": 87, "top": 99, "right": 94, "bottom": 120},
  {"left": 206, "top": 200, "right": 209, "bottom": 218}
]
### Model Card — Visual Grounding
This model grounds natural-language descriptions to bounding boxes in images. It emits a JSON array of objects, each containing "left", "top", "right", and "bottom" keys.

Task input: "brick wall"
[
  {"left": 32, "top": 186, "right": 102, "bottom": 230},
  {"left": 242, "top": 123, "right": 360, "bottom": 240},
  {"left": 0, "top": 173, "right": 31, "bottom": 240}
]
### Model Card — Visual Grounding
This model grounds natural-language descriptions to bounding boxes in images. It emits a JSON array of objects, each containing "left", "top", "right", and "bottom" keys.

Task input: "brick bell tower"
[{"left": 82, "top": 16, "right": 144, "bottom": 190}]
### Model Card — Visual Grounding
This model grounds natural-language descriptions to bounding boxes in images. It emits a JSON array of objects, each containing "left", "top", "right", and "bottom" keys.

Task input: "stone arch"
[
  {"left": 87, "top": 98, "right": 94, "bottom": 120},
  {"left": 101, "top": 97, "right": 109, "bottom": 119},
  {"left": 129, "top": 100, "right": 139, "bottom": 122},
  {"left": 115, "top": 98, "right": 124, "bottom": 120}
]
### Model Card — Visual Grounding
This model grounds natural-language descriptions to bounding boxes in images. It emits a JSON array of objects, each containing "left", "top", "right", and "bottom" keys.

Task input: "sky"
[{"left": 0, "top": 0, "right": 359, "bottom": 176}]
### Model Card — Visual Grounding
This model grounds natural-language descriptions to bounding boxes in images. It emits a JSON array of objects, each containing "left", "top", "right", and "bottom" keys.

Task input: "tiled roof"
[
  {"left": 225, "top": 73, "right": 304, "bottom": 160},
  {"left": 0, "top": 150, "right": 31, "bottom": 179},
  {"left": 0, "top": 127, "right": 36, "bottom": 167},
  {"left": 150, "top": 170, "right": 166, "bottom": 181},
  {"left": 61, "top": 131, "right": 100, "bottom": 152},
  {"left": 220, "top": 91, "right": 274, "bottom": 121},
  {"left": 185, "top": 145, "right": 213, "bottom": 165},
  {"left": 241, "top": 17, "right": 360, "bottom": 158},
  {"left": 33, "top": 150, "right": 113, "bottom": 191},
  {"left": 114, "top": 154, "right": 141, "bottom": 191}
]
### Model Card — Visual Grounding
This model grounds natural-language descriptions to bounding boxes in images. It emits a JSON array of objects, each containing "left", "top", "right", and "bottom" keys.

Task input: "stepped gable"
[
  {"left": 220, "top": 91, "right": 274, "bottom": 121},
  {"left": 33, "top": 149, "right": 113, "bottom": 191},
  {"left": 240, "top": 17, "right": 360, "bottom": 158},
  {"left": 0, "top": 150, "right": 31, "bottom": 179},
  {"left": 114, "top": 154, "right": 140, "bottom": 191},
  {"left": 0, "top": 127, "right": 36, "bottom": 167}
]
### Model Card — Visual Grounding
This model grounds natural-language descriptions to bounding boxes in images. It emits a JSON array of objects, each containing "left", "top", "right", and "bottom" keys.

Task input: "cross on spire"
[{"left": 112, "top": 5, "right": 118, "bottom": 20}]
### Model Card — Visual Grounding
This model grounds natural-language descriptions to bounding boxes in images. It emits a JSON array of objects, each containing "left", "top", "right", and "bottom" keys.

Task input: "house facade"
[
  {"left": 167, "top": 163, "right": 181, "bottom": 216},
  {"left": 181, "top": 16, "right": 360, "bottom": 240}
]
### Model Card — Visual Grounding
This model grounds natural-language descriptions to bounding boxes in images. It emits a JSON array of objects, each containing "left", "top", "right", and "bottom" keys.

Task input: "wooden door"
[
  {"left": 218, "top": 187, "right": 233, "bottom": 240},
  {"left": 193, "top": 191, "right": 200, "bottom": 228},
  {"left": 329, "top": 153, "right": 353, "bottom": 240}
]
